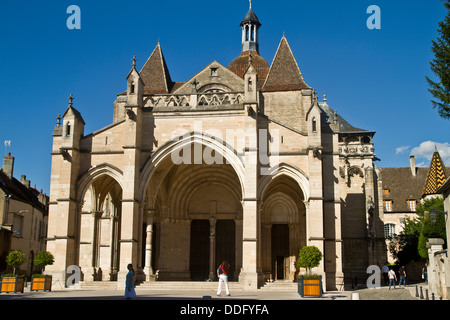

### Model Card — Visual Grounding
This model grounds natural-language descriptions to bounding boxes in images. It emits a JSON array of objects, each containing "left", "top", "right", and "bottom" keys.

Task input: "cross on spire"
[
  {"left": 68, "top": 93, "right": 74, "bottom": 107},
  {"left": 132, "top": 55, "right": 137, "bottom": 68}
]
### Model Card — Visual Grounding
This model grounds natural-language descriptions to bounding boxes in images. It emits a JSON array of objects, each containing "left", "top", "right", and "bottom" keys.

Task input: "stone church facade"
[{"left": 46, "top": 5, "right": 386, "bottom": 290}]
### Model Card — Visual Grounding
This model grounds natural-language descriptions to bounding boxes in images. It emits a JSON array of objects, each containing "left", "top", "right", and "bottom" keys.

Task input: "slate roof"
[
  {"left": 240, "top": 6, "right": 261, "bottom": 27},
  {"left": 319, "top": 100, "right": 374, "bottom": 134},
  {"left": 0, "top": 169, "right": 47, "bottom": 213},
  {"left": 261, "top": 36, "right": 311, "bottom": 92}
]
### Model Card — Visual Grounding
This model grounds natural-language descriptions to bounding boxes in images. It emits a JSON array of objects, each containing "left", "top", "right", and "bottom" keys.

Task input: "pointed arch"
[{"left": 258, "top": 163, "right": 310, "bottom": 201}]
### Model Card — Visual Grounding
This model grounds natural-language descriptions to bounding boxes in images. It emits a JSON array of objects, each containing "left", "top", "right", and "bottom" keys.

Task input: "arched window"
[
  {"left": 66, "top": 122, "right": 71, "bottom": 136},
  {"left": 312, "top": 117, "right": 317, "bottom": 132}
]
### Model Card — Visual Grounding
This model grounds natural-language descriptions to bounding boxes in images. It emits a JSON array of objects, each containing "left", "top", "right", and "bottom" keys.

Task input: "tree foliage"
[
  {"left": 5, "top": 250, "right": 25, "bottom": 275},
  {"left": 34, "top": 251, "right": 54, "bottom": 273},
  {"left": 389, "top": 197, "right": 446, "bottom": 263},
  {"left": 426, "top": 0, "right": 450, "bottom": 120},
  {"left": 296, "top": 246, "right": 323, "bottom": 274}
]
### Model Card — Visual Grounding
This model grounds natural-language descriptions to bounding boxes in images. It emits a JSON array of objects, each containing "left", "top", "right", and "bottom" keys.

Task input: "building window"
[
  {"left": 211, "top": 68, "right": 218, "bottom": 77},
  {"left": 408, "top": 200, "right": 416, "bottom": 212},
  {"left": 384, "top": 200, "right": 392, "bottom": 212},
  {"left": 383, "top": 189, "right": 390, "bottom": 195},
  {"left": 12, "top": 214, "right": 24, "bottom": 238},
  {"left": 384, "top": 223, "right": 396, "bottom": 239},
  {"left": 312, "top": 117, "right": 317, "bottom": 132}
]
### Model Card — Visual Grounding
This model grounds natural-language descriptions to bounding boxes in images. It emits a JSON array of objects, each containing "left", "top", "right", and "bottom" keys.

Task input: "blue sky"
[{"left": 0, "top": 0, "right": 449, "bottom": 194}]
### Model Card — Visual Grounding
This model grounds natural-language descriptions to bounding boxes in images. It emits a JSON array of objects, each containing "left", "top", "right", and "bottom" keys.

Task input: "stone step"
[
  {"left": 78, "top": 281, "right": 119, "bottom": 290},
  {"left": 260, "top": 281, "right": 298, "bottom": 291},
  {"left": 136, "top": 281, "right": 243, "bottom": 290}
]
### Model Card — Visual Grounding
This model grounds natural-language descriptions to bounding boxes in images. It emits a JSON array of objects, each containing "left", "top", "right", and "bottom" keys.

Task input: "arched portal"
[
  {"left": 78, "top": 174, "right": 123, "bottom": 281},
  {"left": 260, "top": 173, "right": 307, "bottom": 281},
  {"left": 140, "top": 137, "right": 244, "bottom": 281}
]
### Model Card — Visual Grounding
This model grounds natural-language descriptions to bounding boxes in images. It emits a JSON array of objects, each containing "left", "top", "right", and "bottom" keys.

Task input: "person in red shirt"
[{"left": 216, "top": 261, "right": 231, "bottom": 296}]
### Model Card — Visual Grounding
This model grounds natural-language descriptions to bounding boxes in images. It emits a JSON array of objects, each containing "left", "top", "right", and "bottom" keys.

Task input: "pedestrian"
[
  {"left": 382, "top": 262, "right": 389, "bottom": 286},
  {"left": 388, "top": 267, "right": 397, "bottom": 290},
  {"left": 124, "top": 263, "right": 136, "bottom": 299},
  {"left": 216, "top": 260, "right": 231, "bottom": 297},
  {"left": 399, "top": 265, "right": 406, "bottom": 288},
  {"left": 422, "top": 263, "right": 428, "bottom": 283}
]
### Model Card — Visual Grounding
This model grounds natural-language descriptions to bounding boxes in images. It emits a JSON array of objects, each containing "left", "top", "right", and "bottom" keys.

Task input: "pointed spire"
[
  {"left": 139, "top": 42, "right": 173, "bottom": 94},
  {"left": 422, "top": 148, "right": 447, "bottom": 197},
  {"left": 262, "top": 36, "right": 310, "bottom": 92}
]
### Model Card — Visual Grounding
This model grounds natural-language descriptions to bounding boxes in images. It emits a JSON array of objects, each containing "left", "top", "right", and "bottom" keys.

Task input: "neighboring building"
[
  {"left": 0, "top": 153, "right": 49, "bottom": 275},
  {"left": 46, "top": 4, "right": 386, "bottom": 290},
  {"left": 380, "top": 150, "right": 449, "bottom": 263}
]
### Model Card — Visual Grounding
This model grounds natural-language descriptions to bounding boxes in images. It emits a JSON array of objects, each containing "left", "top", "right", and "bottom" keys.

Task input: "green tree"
[
  {"left": 296, "top": 246, "right": 323, "bottom": 275},
  {"left": 417, "top": 197, "right": 446, "bottom": 258},
  {"left": 426, "top": 0, "right": 450, "bottom": 120},
  {"left": 5, "top": 250, "right": 25, "bottom": 275},
  {"left": 390, "top": 197, "right": 446, "bottom": 263},
  {"left": 33, "top": 251, "right": 54, "bottom": 274}
]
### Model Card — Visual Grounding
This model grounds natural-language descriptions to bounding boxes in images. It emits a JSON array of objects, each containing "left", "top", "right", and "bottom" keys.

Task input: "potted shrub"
[
  {"left": 296, "top": 246, "right": 323, "bottom": 297},
  {"left": 1, "top": 250, "right": 25, "bottom": 293},
  {"left": 31, "top": 251, "right": 54, "bottom": 291}
]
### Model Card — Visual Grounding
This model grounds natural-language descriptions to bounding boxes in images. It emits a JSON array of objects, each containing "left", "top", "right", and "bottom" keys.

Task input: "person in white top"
[{"left": 388, "top": 267, "right": 397, "bottom": 290}]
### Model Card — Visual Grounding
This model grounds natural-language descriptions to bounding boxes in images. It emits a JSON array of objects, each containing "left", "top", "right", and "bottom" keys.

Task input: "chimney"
[
  {"left": 3, "top": 152, "right": 14, "bottom": 179},
  {"left": 20, "top": 175, "right": 31, "bottom": 188},
  {"left": 410, "top": 155, "right": 416, "bottom": 177}
]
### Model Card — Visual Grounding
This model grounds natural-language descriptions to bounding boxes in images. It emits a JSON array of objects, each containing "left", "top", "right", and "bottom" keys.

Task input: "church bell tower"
[{"left": 241, "top": 0, "right": 261, "bottom": 53}]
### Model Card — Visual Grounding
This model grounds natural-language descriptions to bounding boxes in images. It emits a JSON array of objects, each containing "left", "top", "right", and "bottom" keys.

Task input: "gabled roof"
[
  {"left": 262, "top": 36, "right": 310, "bottom": 92},
  {"left": 380, "top": 167, "right": 429, "bottom": 212},
  {"left": 140, "top": 42, "right": 173, "bottom": 94},
  {"left": 62, "top": 105, "right": 85, "bottom": 125},
  {"left": 422, "top": 150, "right": 448, "bottom": 197},
  {"left": 0, "top": 170, "right": 47, "bottom": 213}
]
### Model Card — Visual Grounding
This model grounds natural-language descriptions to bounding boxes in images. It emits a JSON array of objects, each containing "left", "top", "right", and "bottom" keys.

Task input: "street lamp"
[{"left": 429, "top": 207, "right": 448, "bottom": 225}]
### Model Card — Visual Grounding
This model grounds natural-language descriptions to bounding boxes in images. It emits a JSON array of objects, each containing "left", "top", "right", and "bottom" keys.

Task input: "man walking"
[
  {"left": 399, "top": 266, "right": 406, "bottom": 288},
  {"left": 388, "top": 267, "right": 397, "bottom": 290}
]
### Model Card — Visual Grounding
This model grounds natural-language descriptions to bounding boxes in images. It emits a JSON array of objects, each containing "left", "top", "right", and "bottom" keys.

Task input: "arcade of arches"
[{"left": 76, "top": 142, "right": 307, "bottom": 283}]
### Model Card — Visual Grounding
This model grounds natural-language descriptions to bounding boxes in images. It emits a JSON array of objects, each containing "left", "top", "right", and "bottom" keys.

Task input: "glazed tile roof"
[{"left": 422, "top": 150, "right": 448, "bottom": 197}]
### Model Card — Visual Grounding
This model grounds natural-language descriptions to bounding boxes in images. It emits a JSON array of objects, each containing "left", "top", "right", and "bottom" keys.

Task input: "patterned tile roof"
[{"left": 422, "top": 150, "right": 448, "bottom": 197}]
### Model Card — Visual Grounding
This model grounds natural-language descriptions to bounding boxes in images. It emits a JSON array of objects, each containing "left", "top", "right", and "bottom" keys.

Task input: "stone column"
[
  {"left": 144, "top": 210, "right": 155, "bottom": 281},
  {"left": 209, "top": 217, "right": 217, "bottom": 280}
]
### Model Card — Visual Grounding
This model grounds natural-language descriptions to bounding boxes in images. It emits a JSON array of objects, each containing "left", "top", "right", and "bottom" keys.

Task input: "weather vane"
[{"left": 4, "top": 140, "right": 11, "bottom": 156}]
